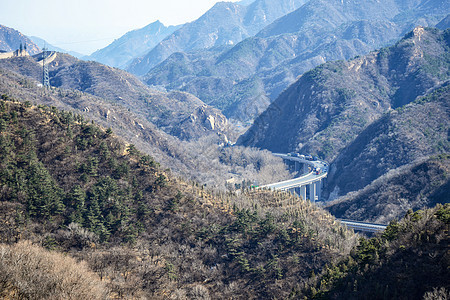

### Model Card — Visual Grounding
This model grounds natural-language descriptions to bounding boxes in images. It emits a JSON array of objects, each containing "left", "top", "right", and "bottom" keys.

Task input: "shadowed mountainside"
[
  {"left": 142, "top": 0, "right": 449, "bottom": 123},
  {"left": 238, "top": 27, "right": 449, "bottom": 159}
]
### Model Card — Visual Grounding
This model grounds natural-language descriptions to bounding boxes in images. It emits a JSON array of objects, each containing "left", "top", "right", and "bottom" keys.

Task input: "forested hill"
[
  {"left": 0, "top": 97, "right": 358, "bottom": 298},
  {"left": 300, "top": 204, "right": 450, "bottom": 299},
  {"left": 324, "top": 83, "right": 450, "bottom": 222}
]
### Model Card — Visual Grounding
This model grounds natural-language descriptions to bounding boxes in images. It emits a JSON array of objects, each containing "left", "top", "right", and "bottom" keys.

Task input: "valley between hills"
[{"left": 0, "top": 0, "right": 448, "bottom": 298}]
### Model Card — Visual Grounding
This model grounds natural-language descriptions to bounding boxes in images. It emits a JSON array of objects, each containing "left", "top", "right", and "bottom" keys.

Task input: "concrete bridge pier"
[
  {"left": 300, "top": 185, "right": 307, "bottom": 201},
  {"left": 316, "top": 181, "right": 321, "bottom": 200},
  {"left": 309, "top": 182, "right": 316, "bottom": 202}
]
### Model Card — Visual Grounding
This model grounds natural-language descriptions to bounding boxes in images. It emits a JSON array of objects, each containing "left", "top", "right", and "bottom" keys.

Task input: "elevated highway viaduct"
[{"left": 259, "top": 153, "right": 387, "bottom": 233}]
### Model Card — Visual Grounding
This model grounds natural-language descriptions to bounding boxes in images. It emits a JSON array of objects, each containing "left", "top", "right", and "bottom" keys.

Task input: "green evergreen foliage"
[
  {"left": 0, "top": 98, "right": 162, "bottom": 243},
  {"left": 299, "top": 204, "right": 450, "bottom": 299},
  {"left": 0, "top": 97, "right": 360, "bottom": 298}
]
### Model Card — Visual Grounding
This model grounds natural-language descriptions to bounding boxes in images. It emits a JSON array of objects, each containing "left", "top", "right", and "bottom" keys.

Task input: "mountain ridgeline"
[
  {"left": 239, "top": 27, "right": 449, "bottom": 157},
  {"left": 141, "top": 0, "right": 449, "bottom": 123},
  {"left": 0, "top": 50, "right": 294, "bottom": 191},
  {"left": 0, "top": 52, "right": 233, "bottom": 141},
  {"left": 126, "top": 0, "right": 307, "bottom": 76},
  {"left": 239, "top": 27, "right": 449, "bottom": 221},
  {"left": 0, "top": 24, "right": 40, "bottom": 55},
  {"left": 86, "top": 21, "right": 182, "bottom": 69}
]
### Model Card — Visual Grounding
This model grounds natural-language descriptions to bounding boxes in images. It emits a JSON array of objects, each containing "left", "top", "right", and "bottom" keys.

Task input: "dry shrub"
[
  {"left": 423, "top": 287, "right": 449, "bottom": 300},
  {"left": 0, "top": 241, "right": 107, "bottom": 299}
]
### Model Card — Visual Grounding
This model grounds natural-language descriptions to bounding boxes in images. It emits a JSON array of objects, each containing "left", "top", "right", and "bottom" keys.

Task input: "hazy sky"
[{"left": 1, "top": 0, "right": 240, "bottom": 55}]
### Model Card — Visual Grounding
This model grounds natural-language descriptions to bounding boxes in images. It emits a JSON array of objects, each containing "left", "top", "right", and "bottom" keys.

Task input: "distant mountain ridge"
[
  {"left": 238, "top": 27, "right": 449, "bottom": 158},
  {"left": 86, "top": 21, "right": 182, "bottom": 68},
  {"left": 238, "top": 27, "right": 449, "bottom": 220},
  {"left": 28, "top": 36, "right": 85, "bottom": 58},
  {"left": 126, "top": 0, "right": 307, "bottom": 75},
  {"left": 0, "top": 24, "right": 40, "bottom": 55},
  {"left": 142, "top": 0, "right": 449, "bottom": 123}
]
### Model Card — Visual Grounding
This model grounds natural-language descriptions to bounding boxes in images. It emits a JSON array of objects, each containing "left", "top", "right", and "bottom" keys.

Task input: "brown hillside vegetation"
[
  {"left": 327, "top": 82, "right": 450, "bottom": 198},
  {"left": 0, "top": 241, "right": 107, "bottom": 299},
  {"left": 327, "top": 155, "right": 450, "bottom": 223},
  {"left": 0, "top": 64, "right": 290, "bottom": 189},
  {"left": 0, "top": 98, "right": 357, "bottom": 298},
  {"left": 298, "top": 204, "right": 450, "bottom": 299}
]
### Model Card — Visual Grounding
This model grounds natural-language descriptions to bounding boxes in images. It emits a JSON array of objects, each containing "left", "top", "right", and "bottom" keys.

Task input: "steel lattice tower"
[{"left": 42, "top": 46, "right": 50, "bottom": 88}]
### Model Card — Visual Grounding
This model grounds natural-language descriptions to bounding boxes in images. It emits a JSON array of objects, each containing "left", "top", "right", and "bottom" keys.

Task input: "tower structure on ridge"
[{"left": 42, "top": 45, "right": 50, "bottom": 88}]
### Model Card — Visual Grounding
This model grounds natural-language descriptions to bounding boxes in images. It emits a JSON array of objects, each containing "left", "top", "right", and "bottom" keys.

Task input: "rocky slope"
[
  {"left": 0, "top": 51, "right": 290, "bottom": 189},
  {"left": 0, "top": 53, "right": 233, "bottom": 141},
  {"left": 238, "top": 27, "right": 449, "bottom": 159},
  {"left": 143, "top": 0, "right": 449, "bottom": 123},
  {"left": 86, "top": 21, "right": 182, "bottom": 68},
  {"left": 126, "top": 0, "right": 306, "bottom": 76},
  {"left": 0, "top": 24, "right": 40, "bottom": 55},
  {"left": 325, "top": 82, "right": 450, "bottom": 200}
]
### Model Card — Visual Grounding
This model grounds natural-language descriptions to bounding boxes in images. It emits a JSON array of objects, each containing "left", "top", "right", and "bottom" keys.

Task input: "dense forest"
[{"left": 0, "top": 97, "right": 359, "bottom": 298}]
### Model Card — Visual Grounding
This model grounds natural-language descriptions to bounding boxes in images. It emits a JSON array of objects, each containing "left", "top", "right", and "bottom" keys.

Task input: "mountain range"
[
  {"left": 126, "top": 0, "right": 307, "bottom": 76},
  {"left": 0, "top": 47, "right": 292, "bottom": 190},
  {"left": 141, "top": 0, "right": 449, "bottom": 123},
  {"left": 0, "top": 3, "right": 449, "bottom": 298},
  {"left": 239, "top": 27, "right": 449, "bottom": 154},
  {"left": 86, "top": 21, "right": 182, "bottom": 68},
  {"left": 239, "top": 26, "right": 449, "bottom": 221}
]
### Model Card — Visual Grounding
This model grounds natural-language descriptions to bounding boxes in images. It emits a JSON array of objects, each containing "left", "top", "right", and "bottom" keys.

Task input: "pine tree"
[
  {"left": 67, "top": 185, "right": 86, "bottom": 224},
  {"left": 26, "top": 160, "right": 64, "bottom": 218}
]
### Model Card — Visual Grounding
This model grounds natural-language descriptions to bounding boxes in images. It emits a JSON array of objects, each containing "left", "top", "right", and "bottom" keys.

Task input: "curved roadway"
[
  {"left": 260, "top": 153, "right": 387, "bottom": 233},
  {"left": 259, "top": 153, "right": 328, "bottom": 191}
]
